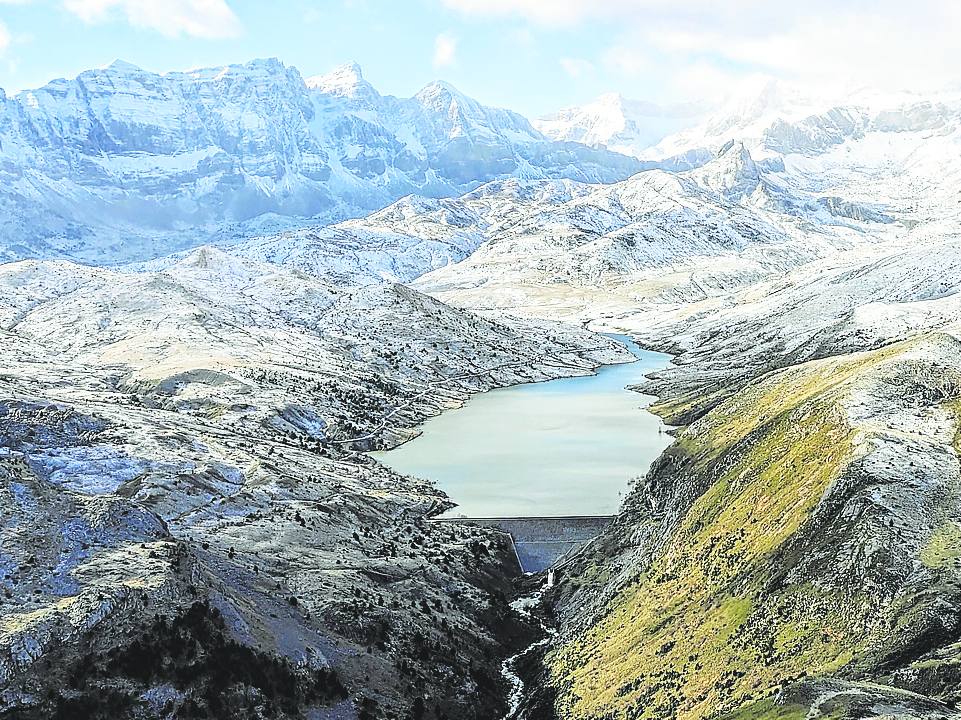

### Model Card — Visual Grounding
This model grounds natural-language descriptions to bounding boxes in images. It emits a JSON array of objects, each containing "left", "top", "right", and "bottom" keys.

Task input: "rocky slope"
[
  {"left": 472, "top": 83, "right": 961, "bottom": 720},
  {"left": 616, "top": 233, "right": 961, "bottom": 428},
  {"left": 0, "top": 248, "right": 629, "bottom": 718},
  {"left": 8, "top": 68, "right": 961, "bottom": 720},
  {"left": 542, "top": 333, "right": 961, "bottom": 720},
  {"left": 0, "top": 59, "right": 643, "bottom": 264},
  {"left": 407, "top": 142, "right": 889, "bottom": 320}
]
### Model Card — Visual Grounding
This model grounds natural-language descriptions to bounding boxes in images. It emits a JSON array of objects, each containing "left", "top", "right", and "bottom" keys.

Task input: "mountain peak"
[
  {"left": 416, "top": 80, "right": 462, "bottom": 98},
  {"left": 595, "top": 92, "right": 626, "bottom": 107},
  {"left": 307, "top": 61, "right": 376, "bottom": 100},
  {"left": 414, "top": 80, "right": 472, "bottom": 112},
  {"left": 702, "top": 78, "right": 818, "bottom": 139},
  {"left": 535, "top": 93, "right": 700, "bottom": 158},
  {"left": 246, "top": 57, "right": 284, "bottom": 68},
  {"left": 341, "top": 61, "right": 363, "bottom": 77},
  {"left": 105, "top": 59, "right": 143, "bottom": 73},
  {"left": 690, "top": 140, "right": 760, "bottom": 198},
  {"left": 310, "top": 61, "right": 362, "bottom": 85},
  {"left": 177, "top": 57, "right": 296, "bottom": 85},
  {"left": 242, "top": 57, "right": 292, "bottom": 77},
  {"left": 717, "top": 138, "right": 753, "bottom": 160}
]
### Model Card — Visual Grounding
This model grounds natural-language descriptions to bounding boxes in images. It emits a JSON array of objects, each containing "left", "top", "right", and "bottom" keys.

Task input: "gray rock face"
[
  {"left": 762, "top": 107, "right": 868, "bottom": 155},
  {"left": 0, "top": 59, "right": 644, "bottom": 264}
]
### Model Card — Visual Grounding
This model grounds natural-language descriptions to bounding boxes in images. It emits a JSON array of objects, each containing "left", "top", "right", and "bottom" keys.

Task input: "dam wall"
[{"left": 433, "top": 515, "right": 613, "bottom": 573}]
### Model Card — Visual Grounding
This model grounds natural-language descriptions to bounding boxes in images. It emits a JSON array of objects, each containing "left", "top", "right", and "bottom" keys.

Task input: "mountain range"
[
  {"left": 534, "top": 93, "right": 707, "bottom": 159},
  {"left": 5, "top": 55, "right": 961, "bottom": 720},
  {"left": 0, "top": 58, "right": 643, "bottom": 263}
]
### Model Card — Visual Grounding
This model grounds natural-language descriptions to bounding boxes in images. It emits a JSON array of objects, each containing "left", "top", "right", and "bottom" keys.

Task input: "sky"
[{"left": 0, "top": 0, "right": 959, "bottom": 118}]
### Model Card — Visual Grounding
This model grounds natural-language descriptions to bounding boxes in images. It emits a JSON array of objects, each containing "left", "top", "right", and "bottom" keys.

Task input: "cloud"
[
  {"left": 645, "top": 6, "right": 961, "bottom": 95},
  {"left": 62, "top": 0, "right": 242, "bottom": 38},
  {"left": 433, "top": 32, "right": 457, "bottom": 68},
  {"left": 440, "top": 0, "right": 643, "bottom": 27},
  {"left": 559, "top": 57, "right": 593, "bottom": 79},
  {"left": 0, "top": 21, "right": 9, "bottom": 53},
  {"left": 441, "top": 0, "right": 961, "bottom": 96},
  {"left": 667, "top": 63, "right": 774, "bottom": 105}
]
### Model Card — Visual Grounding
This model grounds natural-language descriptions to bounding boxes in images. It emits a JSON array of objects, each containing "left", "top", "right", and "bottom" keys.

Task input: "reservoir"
[{"left": 371, "top": 335, "right": 672, "bottom": 518}]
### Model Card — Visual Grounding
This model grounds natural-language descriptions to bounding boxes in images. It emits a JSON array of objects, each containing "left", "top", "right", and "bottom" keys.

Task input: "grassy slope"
[{"left": 549, "top": 336, "right": 961, "bottom": 720}]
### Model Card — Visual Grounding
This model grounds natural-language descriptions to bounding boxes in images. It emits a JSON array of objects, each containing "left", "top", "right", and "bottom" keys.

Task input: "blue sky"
[
  {"left": 0, "top": 1, "right": 959, "bottom": 118},
  {"left": 2, "top": 0, "right": 624, "bottom": 116}
]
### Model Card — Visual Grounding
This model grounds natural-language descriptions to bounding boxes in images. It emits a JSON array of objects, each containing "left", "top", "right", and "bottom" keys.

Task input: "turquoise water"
[{"left": 371, "top": 335, "right": 672, "bottom": 518}]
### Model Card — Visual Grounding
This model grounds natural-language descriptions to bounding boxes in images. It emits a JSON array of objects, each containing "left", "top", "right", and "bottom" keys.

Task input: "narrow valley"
[{"left": 3, "top": 8, "right": 961, "bottom": 720}]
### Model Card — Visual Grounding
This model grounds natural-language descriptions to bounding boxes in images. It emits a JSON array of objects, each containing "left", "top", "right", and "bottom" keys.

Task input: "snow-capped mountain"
[
  {"left": 535, "top": 93, "right": 706, "bottom": 160},
  {"left": 103, "top": 78, "right": 950, "bottom": 329},
  {"left": 634, "top": 81, "right": 961, "bottom": 278},
  {"left": 645, "top": 79, "right": 961, "bottom": 162},
  {"left": 0, "top": 58, "right": 644, "bottom": 264},
  {"left": 341, "top": 80, "right": 961, "bottom": 325},
  {"left": 225, "top": 178, "right": 592, "bottom": 286},
  {"left": 167, "top": 133, "right": 895, "bottom": 318}
]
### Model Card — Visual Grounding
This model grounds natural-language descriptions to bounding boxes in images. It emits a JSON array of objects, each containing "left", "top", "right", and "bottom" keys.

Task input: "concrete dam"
[{"left": 433, "top": 516, "right": 614, "bottom": 573}]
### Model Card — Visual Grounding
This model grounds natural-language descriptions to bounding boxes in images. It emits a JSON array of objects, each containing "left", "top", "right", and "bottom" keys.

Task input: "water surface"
[{"left": 372, "top": 335, "right": 672, "bottom": 517}]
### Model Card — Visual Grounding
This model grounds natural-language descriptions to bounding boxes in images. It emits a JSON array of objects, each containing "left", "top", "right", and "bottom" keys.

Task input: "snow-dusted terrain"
[
  {"left": 0, "top": 246, "right": 629, "bottom": 448},
  {"left": 535, "top": 93, "right": 707, "bottom": 162},
  {"left": 403, "top": 141, "right": 892, "bottom": 320},
  {"left": 290, "top": 82, "right": 949, "bottom": 336},
  {"left": 189, "top": 132, "right": 895, "bottom": 316},
  {"left": 0, "top": 244, "right": 632, "bottom": 716},
  {"left": 6, "top": 56, "right": 961, "bottom": 718},
  {"left": 0, "top": 59, "right": 643, "bottom": 264}
]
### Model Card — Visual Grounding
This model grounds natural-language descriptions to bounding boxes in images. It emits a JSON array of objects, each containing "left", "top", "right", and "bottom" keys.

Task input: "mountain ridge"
[
  {"left": 535, "top": 92, "right": 707, "bottom": 159},
  {"left": 0, "top": 57, "right": 645, "bottom": 264}
]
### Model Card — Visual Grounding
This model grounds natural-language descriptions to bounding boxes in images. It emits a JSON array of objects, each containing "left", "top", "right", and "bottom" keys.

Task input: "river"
[{"left": 371, "top": 334, "right": 672, "bottom": 518}]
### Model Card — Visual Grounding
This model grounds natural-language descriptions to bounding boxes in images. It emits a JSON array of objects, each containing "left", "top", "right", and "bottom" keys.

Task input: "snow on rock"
[
  {"left": 0, "top": 58, "right": 645, "bottom": 264},
  {"left": 0, "top": 245, "right": 631, "bottom": 715},
  {"left": 535, "top": 92, "right": 707, "bottom": 159}
]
